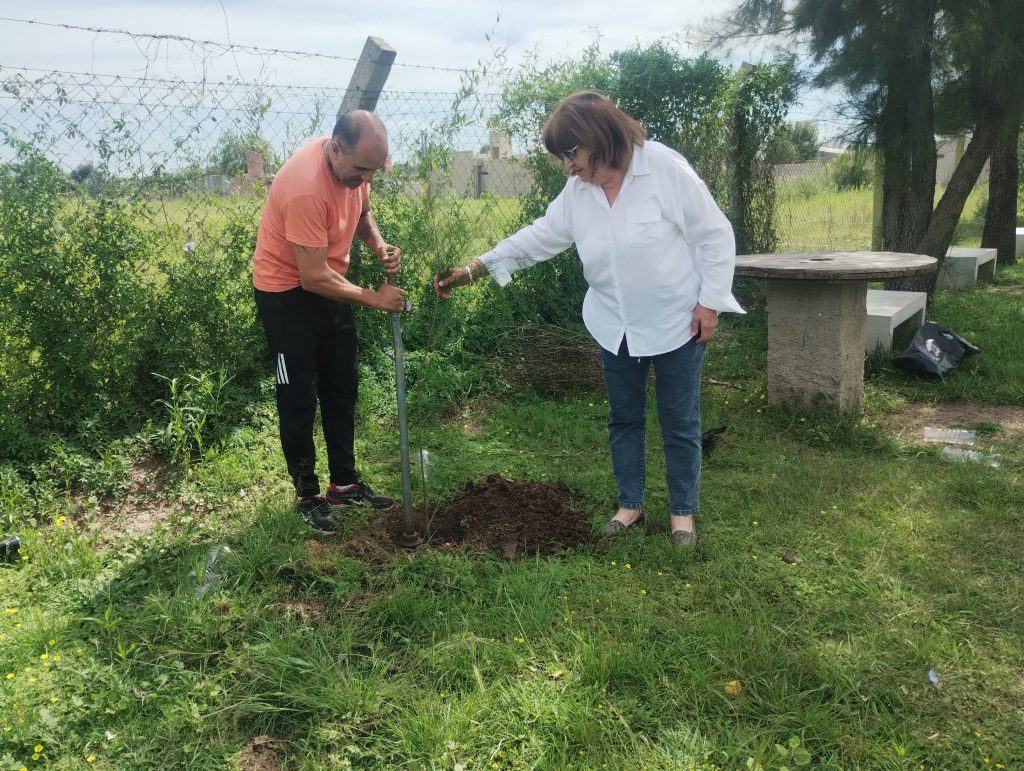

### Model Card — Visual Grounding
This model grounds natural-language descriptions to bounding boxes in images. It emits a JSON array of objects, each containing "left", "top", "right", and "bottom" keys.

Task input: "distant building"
[
  {"left": 773, "top": 137, "right": 988, "bottom": 187},
  {"left": 429, "top": 130, "right": 534, "bottom": 198},
  {"left": 203, "top": 151, "right": 271, "bottom": 196},
  {"left": 936, "top": 135, "right": 989, "bottom": 186}
]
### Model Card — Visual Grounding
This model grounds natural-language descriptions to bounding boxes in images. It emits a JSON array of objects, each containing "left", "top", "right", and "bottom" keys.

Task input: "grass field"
[
  {"left": 143, "top": 174, "right": 992, "bottom": 265},
  {"left": 775, "top": 175, "right": 991, "bottom": 253},
  {"left": 2, "top": 176, "right": 1023, "bottom": 769},
  {"left": 2, "top": 253, "right": 1022, "bottom": 768}
]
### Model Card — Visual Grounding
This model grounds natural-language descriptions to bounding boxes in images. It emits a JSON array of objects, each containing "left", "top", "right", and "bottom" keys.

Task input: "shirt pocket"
[
  {"left": 626, "top": 203, "right": 661, "bottom": 224},
  {"left": 622, "top": 202, "right": 664, "bottom": 250}
]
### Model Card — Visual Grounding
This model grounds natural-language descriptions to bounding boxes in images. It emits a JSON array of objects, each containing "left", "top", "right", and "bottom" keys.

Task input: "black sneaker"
[
  {"left": 296, "top": 496, "right": 339, "bottom": 534},
  {"left": 324, "top": 481, "right": 394, "bottom": 509}
]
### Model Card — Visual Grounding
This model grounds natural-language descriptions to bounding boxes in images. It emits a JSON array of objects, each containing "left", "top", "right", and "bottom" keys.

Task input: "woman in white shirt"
[{"left": 434, "top": 91, "right": 743, "bottom": 548}]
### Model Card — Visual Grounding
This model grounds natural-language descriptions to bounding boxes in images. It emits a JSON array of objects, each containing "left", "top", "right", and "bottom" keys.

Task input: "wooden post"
[
  {"left": 337, "top": 36, "right": 396, "bottom": 116},
  {"left": 871, "top": 147, "right": 884, "bottom": 250}
]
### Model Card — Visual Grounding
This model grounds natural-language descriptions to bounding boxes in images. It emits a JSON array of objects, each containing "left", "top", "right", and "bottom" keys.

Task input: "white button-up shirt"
[{"left": 478, "top": 140, "right": 745, "bottom": 357}]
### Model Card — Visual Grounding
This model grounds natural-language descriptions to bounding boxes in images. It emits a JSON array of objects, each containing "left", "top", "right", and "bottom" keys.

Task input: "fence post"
[
  {"left": 337, "top": 36, "right": 397, "bottom": 116},
  {"left": 871, "top": 147, "right": 884, "bottom": 250}
]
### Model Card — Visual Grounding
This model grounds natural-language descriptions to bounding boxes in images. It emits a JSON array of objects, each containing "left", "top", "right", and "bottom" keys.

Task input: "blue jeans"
[{"left": 599, "top": 336, "right": 705, "bottom": 515}]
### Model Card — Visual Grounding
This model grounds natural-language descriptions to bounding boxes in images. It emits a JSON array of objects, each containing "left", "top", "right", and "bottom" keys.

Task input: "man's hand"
[
  {"left": 373, "top": 282, "right": 407, "bottom": 312},
  {"left": 691, "top": 304, "right": 719, "bottom": 344},
  {"left": 377, "top": 244, "right": 402, "bottom": 275}
]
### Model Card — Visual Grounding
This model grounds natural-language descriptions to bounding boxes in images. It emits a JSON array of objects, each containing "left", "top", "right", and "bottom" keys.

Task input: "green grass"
[
  {"left": 774, "top": 174, "right": 991, "bottom": 253},
  {"left": 865, "top": 265, "right": 1024, "bottom": 404},
  {"left": 3, "top": 264, "right": 1023, "bottom": 770},
  {"left": 3, "top": 179, "right": 1023, "bottom": 769}
]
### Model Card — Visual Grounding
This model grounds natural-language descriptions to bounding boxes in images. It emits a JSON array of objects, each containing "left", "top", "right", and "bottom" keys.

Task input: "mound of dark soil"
[{"left": 341, "top": 474, "right": 598, "bottom": 561}]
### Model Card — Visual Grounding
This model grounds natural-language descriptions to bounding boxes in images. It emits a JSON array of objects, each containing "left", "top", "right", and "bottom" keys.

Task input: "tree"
[
  {"left": 767, "top": 120, "right": 820, "bottom": 163},
  {"left": 69, "top": 162, "right": 110, "bottom": 196},
  {"left": 720, "top": 0, "right": 1024, "bottom": 289},
  {"left": 981, "top": 123, "right": 1019, "bottom": 266},
  {"left": 206, "top": 130, "right": 279, "bottom": 177}
]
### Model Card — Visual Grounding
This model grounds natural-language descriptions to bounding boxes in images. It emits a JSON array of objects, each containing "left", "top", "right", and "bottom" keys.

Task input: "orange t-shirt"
[{"left": 252, "top": 135, "right": 369, "bottom": 291}]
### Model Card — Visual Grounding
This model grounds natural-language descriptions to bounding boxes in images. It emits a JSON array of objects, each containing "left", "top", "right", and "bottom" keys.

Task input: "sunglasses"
[{"left": 557, "top": 145, "right": 579, "bottom": 162}]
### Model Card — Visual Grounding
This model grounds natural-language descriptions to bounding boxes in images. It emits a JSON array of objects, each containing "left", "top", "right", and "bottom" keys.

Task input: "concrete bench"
[
  {"left": 1016, "top": 227, "right": 1024, "bottom": 258},
  {"left": 936, "top": 247, "right": 997, "bottom": 290},
  {"left": 865, "top": 289, "right": 927, "bottom": 353}
]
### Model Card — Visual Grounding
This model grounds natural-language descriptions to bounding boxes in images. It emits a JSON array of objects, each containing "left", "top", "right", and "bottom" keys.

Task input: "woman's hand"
[
  {"left": 692, "top": 304, "right": 719, "bottom": 343},
  {"left": 433, "top": 263, "right": 477, "bottom": 300}
]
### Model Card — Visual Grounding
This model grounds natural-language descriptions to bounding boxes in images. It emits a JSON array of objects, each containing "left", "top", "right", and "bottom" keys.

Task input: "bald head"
[
  {"left": 333, "top": 110, "right": 388, "bottom": 155},
  {"left": 325, "top": 110, "right": 389, "bottom": 188}
]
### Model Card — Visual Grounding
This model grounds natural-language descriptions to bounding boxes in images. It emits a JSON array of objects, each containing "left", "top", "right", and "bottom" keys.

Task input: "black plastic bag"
[
  {"left": 891, "top": 321, "right": 979, "bottom": 378},
  {"left": 701, "top": 426, "right": 727, "bottom": 454}
]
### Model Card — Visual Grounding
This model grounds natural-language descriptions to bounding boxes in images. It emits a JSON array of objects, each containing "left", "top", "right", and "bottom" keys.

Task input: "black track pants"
[{"left": 254, "top": 286, "right": 359, "bottom": 497}]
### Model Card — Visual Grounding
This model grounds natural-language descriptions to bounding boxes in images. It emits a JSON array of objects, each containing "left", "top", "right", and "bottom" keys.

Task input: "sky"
[
  {"left": 0, "top": 1, "right": 844, "bottom": 170},
  {"left": 0, "top": 0, "right": 763, "bottom": 93}
]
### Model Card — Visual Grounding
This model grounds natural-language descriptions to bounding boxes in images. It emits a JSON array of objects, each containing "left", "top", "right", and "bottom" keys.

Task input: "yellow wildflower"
[
  {"left": 34, "top": 745, "right": 43, "bottom": 753},
  {"left": 86, "top": 757, "right": 96, "bottom": 764},
  {"left": 55, "top": 517, "right": 66, "bottom": 526}
]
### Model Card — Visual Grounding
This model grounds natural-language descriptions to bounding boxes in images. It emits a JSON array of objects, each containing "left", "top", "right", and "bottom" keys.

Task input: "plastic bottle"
[
  {"left": 939, "top": 447, "right": 1001, "bottom": 468},
  {"left": 418, "top": 448, "right": 431, "bottom": 515},
  {"left": 188, "top": 544, "right": 232, "bottom": 597},
  {"left": 923, "top": 427, "right": 976, "bottom": 446}
]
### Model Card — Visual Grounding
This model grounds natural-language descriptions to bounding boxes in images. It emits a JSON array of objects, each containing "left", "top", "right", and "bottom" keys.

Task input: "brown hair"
[{"left": 541, "top": 91, "right": 646, "bottom": 174}]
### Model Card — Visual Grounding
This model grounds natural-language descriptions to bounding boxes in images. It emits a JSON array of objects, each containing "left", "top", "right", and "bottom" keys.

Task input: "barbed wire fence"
[
  {"left": 0, "top": 16, "right": 895, "bottom": 267},
  {"left": 0, "top": 17, "right": 921, "bottom": 455},
  {"left": 0, "top": 42, "right": 530, "bottom": 267}
]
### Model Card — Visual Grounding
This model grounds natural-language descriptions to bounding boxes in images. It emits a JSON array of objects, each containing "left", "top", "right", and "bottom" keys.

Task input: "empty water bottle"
[
  {"left": 939, "top": 447, "right": 1001, "bottom": 468},
  {"left": 1, "top": 535, "right": 21, "bottom": 561},
  {"left": 188, "top": 544, "right": 231, "bottom": 597},
  {"left": 923, "top": 427, "right": 976, "bottom": 446},
  {"left": 418, "top": 448, "right": 431, "bottom": 514}
]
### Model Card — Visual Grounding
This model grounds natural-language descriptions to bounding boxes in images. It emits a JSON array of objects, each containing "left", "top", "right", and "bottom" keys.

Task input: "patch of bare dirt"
[
  {"left": 336, "top": 474, "right": 598, "bottom": 562},
  {"left": 235, "top": 736, "right": 284, "bottom": 771},
  {"left": 880, "top": 401, "right": 1024, "bottom": 443},
  {"left": 270, "top": 600, "right": 326, "bottom": 624},
  {"left": 91, "top": 457, "right": 182, "bottom": 541}
]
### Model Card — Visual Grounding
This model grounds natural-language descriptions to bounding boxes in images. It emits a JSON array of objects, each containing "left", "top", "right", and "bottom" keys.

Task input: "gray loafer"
[
  {"left": 671, "top": 527, "right": 698, "bottom": 548},
  {"left": 601, "top": 509, "right": 644, "bottom": 535}
]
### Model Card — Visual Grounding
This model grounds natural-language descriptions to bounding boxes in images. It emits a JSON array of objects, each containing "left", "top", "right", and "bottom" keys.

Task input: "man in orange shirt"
[{"left": 253, "top": 110, "right": 406, "bottom": 533}]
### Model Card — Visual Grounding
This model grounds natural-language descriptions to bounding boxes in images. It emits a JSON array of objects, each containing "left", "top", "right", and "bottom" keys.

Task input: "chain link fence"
[
  {"left": 0, "top": 63, "right": 533, "bottom": 265},
  {"left": 0, "top": 24, "right": 899, "bottom": 459}
]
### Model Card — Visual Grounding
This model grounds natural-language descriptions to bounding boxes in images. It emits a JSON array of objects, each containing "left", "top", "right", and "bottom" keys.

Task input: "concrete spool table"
[{"left": 734, "top": 252, "right": 937, "bottom": 412}]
